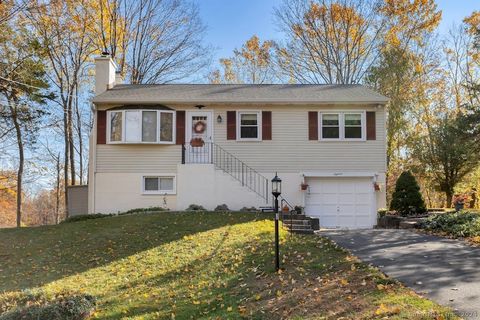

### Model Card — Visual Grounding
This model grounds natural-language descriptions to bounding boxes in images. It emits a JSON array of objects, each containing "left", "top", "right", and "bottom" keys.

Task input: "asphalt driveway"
[{"left": 321, "top": 229, "right": 480, "bottom": 319}]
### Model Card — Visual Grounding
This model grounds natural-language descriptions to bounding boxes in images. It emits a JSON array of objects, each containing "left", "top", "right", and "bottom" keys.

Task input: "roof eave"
[{"left": 92, "top": 99, "right": 389, "bottom": 105}]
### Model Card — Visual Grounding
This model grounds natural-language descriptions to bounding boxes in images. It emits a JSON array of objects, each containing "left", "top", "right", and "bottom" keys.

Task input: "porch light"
[
  {"left": 271, "top": 172, "right": 282, "bottom": 271},
  {"left": 217, "top": 114, "right": 222, "bottom": 123}
]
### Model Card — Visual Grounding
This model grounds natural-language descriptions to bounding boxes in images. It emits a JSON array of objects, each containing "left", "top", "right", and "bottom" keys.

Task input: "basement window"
[
  {"left": 143, "top": 176, "right": 175, "bottom": 194},
  {"left": 107, "top": 110, "right": 175, "bottom": 144}
]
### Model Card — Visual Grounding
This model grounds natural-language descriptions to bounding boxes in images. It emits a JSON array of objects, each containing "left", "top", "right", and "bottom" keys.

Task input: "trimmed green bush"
[
  {"left": 0, "top": 291, "right": 95, "bottom": 320},
  {"left": 186, "top": 204, "right": 206, "bottom": 211},
  {"left": 214, "top": 204, "right": 229, "bottom": 211},
  {"left": 419, "top": 211, "right": 480, "bottom": 238},
  {"left": 62, "top": 207, "right": 167, "bottom": 223},
  {"left": 123, "top": 207, "right": 166, "bottom": 214},
  {"left": 390, "top": 171, "right": 426, "bottom": 216},
  {"left": 61, "top": 214, "right": 109, "bottom": 223}
]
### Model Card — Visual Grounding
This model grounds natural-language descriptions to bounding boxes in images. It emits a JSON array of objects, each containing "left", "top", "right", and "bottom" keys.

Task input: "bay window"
[
  {"left": 107, "top": 109, "right": 175, "bottom": 144},
  {"left": 319, "top": 111, "right": 365, "bottom": 141},
  {"left": 110, "top": 111, "right": 123, "bottom": 142}
]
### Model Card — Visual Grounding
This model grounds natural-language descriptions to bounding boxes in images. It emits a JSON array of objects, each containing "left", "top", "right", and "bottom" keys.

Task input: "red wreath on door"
[{"left": 193, "top": 121, "right": 206, "bottom": 134}]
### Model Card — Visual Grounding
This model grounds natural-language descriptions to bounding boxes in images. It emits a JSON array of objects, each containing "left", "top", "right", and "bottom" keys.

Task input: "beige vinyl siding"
[
  {"left": 94, "top": 104, "right": 385, "bottom": 174},
  {"left": 212, "top": 105, "right": 386, "bottom": 173},
  {"left": 96, "top": 144, "right": 181, "bottom": 173}
]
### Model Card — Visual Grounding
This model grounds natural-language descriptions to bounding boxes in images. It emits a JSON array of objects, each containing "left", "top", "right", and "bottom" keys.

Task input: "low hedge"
[
  {"left": 62, "top": 207, "right": 166, "bottom": 223},
  {"left": 0, "top": 291, "right": 95, "bottom": 320},
  {"left": 419, "top": 211, "right": 480, "bottom": 238}
]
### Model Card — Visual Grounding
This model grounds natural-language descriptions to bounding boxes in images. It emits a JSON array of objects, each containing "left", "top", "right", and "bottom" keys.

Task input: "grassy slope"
[{"left": 0, "top": 212, "right": 457, "bottom": 319}]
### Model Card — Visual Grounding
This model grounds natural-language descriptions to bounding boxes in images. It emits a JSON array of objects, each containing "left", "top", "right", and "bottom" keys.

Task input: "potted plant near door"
[{"left": 190, "top": 138, "right": 204, "bottom": 147}]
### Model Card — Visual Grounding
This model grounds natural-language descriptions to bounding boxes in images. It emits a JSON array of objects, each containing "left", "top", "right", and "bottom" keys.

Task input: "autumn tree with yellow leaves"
[{"left": 210, "top": 35, "right": 277, "bottom": 84}]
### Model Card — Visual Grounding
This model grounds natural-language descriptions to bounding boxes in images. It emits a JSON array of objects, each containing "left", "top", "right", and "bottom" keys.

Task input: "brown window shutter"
[
  {"left": 176, "top": 111, "right": 185, "bottom": 145},
  {"left": 227, "top": 111, "right": 236, "bottom": 140},
  {"left": 97, "top": 110, "right": 106, "bottom": 144},
  {"left": 366, "top": 111, "right": 376, "bottom": 140},
  {"left": 262, "top": 111, "right": 272, "bottom": 140},
  {"left": 308, "top": 111, "right": 318, "bottom": 140}
]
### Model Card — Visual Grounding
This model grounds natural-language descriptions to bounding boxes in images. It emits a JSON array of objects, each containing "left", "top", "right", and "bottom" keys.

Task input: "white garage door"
[{"left": 305, "top": 177, "right": 375, "bottom": 229}]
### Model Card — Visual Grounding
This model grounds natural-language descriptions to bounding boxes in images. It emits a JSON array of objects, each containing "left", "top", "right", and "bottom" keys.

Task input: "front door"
[{"left": 186, "top": 111, "right": 213, "bottom": 163}]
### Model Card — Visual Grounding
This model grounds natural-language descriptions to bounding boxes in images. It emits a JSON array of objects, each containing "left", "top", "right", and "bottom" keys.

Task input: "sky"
[{"left": 197, "top": 0, "right": 479, "bottom": 63}]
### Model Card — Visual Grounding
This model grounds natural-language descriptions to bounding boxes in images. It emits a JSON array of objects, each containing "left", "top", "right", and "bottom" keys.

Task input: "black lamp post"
[{"left": 271, "top": 173, "right": 282, "bottom": 271}]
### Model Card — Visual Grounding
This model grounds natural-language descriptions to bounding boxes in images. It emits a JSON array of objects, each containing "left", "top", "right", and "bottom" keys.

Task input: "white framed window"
[
  {"left": 320, "top": 113, "right": 340, "bottom": 139},
  {"left": 319, "top": 111, "right": 365, "bottom": 141},
  {"left": 237, "top": 111, "right": 262, "bottom": 141},
  {"left": 142, "top": 176, "right": 176, "bottom": 194},
  {"left": 107, "top": 110, "right": 175, "bottom": 144},
  {"left": 109, "top": 111, "right": 123, "bottom": 142}
]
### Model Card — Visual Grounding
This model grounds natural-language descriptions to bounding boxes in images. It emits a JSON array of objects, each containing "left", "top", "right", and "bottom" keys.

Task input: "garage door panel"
[
  {"left": 338, "top": 216, "right": 355, "bottom": 228},
  {"left": 338, "top": 194, "right": 355, "bottom": 204},
  {"left": 355, "top": 204, "right": 371, "bottom": 215},
  {"left": 338, "top": 204, "right": 355, "bottom": 214},
  {"left": 320, "top": 216, "right": 337, "bottom": 228},
  {"left": 355, "top": 193, "right": 371, "bottom": 204},
  {"left": 305, "top": 177, "right": 375, "bottom": 229}
]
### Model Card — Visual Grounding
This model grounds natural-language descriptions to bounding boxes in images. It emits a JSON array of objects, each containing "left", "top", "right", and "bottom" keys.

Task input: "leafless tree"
[
  {"left": 127, "top": 0, "right": 210, "bottom": 84},
  {"left": 27, "top": 0, "right": 96, "bottom": 216},
  {"left": 274, "top": 0, "right": 386, "bottom": 84}
]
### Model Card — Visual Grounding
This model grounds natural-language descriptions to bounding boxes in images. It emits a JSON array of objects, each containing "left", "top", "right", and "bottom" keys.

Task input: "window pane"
[
  {"left": 110, "top": 112, "right": 123, "bottom": 141},
  {"left": 345, "top": 114, "right": 362, "bottom": 126},
  {"left": 322, "top": 127, "right": 339, "bottom": 139},
  {"left": 159, "top": 178, "right": 174, "bottom": 191},
  {"left": 322, "top": 114, "right": 339, "bottom": 126},
  {"left": 345, "top": 126, "right": 362, "bottom": 138},
  {"left": 125, "top": 111, "right": 141, "bottom": 142},
  {"left": 240, "top": 126, "right": 258, "bottom": 138},
  {"left": 144, "top": 177, "right": 159, "bottom": 191},
  {"left": 240, "top": 113, "right": 258, "bottom": 125},
  {"left": 142, "top": 111, "right": 157, "bottom": 142},
  {"left": 160, "top": 112, "right": 173, "bottom": 142}
]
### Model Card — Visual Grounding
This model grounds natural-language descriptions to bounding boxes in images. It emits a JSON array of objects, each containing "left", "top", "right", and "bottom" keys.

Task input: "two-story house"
[{"left": 87, "top": 55, "right": 388, "bottom": 229}]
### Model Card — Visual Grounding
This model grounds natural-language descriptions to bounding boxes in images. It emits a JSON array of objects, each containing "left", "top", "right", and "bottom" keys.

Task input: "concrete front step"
[{"left": 283, "top": 220, "right": 312, "bottom": 225}]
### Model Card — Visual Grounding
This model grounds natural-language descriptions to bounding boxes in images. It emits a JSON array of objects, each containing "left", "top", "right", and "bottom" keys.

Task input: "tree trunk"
[
  {"left": 10, "top": 103, "right": 23, "bottom": 228},
  {"left": 68, "top": 98, "right": 75, "bottom": 186},
  {"left": 63, "top": 102, "right": 70, "bottom": 218},
  {"left": 55, "top": 153, "right": 60, "bottom": 224},
  {"left": 74, "top": 85, "right": 83, "bottom": 185},
  {"left": 446, "top": 189, "right": 453, "bottom": 208}
]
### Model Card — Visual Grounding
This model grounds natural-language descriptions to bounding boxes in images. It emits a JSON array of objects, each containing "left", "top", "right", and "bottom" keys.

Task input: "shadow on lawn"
[
  {"left": 0, "top": 211, "right": 272, "bottom": 292},
  {"left": 99, "top": 228, "right": 276, "bottom": 320}
]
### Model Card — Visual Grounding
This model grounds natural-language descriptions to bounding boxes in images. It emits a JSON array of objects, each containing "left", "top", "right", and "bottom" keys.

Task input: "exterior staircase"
[
  {"left": 278, "top": 196, "right": 319, "bottom": 234},
  {"left": 281, "top": 213, "right": 320, "bottom": 234},
  {"left": 182, "top": 142, "right": 269, "bottom": 203}
]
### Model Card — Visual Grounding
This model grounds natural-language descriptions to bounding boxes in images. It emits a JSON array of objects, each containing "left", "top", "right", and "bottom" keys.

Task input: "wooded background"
[{"left": 1, "top": 0, "right": 479, "bottom": 227}]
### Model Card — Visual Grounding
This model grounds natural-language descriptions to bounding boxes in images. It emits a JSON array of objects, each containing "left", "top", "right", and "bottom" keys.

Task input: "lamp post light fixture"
[{"left": 271, "top": 173, "right": 282, "bottom": 271}]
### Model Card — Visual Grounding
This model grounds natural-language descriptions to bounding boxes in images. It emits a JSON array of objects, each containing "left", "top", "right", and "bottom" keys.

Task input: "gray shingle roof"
[{"left": 93, "top": 84, "right": 388, "bottom": 105}]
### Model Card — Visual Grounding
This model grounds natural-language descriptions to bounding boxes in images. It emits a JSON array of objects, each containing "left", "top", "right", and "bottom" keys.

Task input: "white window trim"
[
  {"left": 106, "top": 110, "right": 176, "bottom": 144},
  {"left": 319, "top": 111, "right": 366, "bottom": 141},
  {"left": 142, "top": 175, "right": 176, "bottom": 195},
  {"left": 236, "top": 110, "right": 262, "bottom": 141}
]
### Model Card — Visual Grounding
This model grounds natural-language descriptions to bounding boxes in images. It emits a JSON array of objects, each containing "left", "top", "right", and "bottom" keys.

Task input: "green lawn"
[{"left": 0, "top": 212, "right": 457, "bottom": 319}]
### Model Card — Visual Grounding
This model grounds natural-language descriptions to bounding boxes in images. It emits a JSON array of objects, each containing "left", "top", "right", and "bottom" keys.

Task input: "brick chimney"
[{"left": 94, "top": 54, "right": 117, "bottom": 96}]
